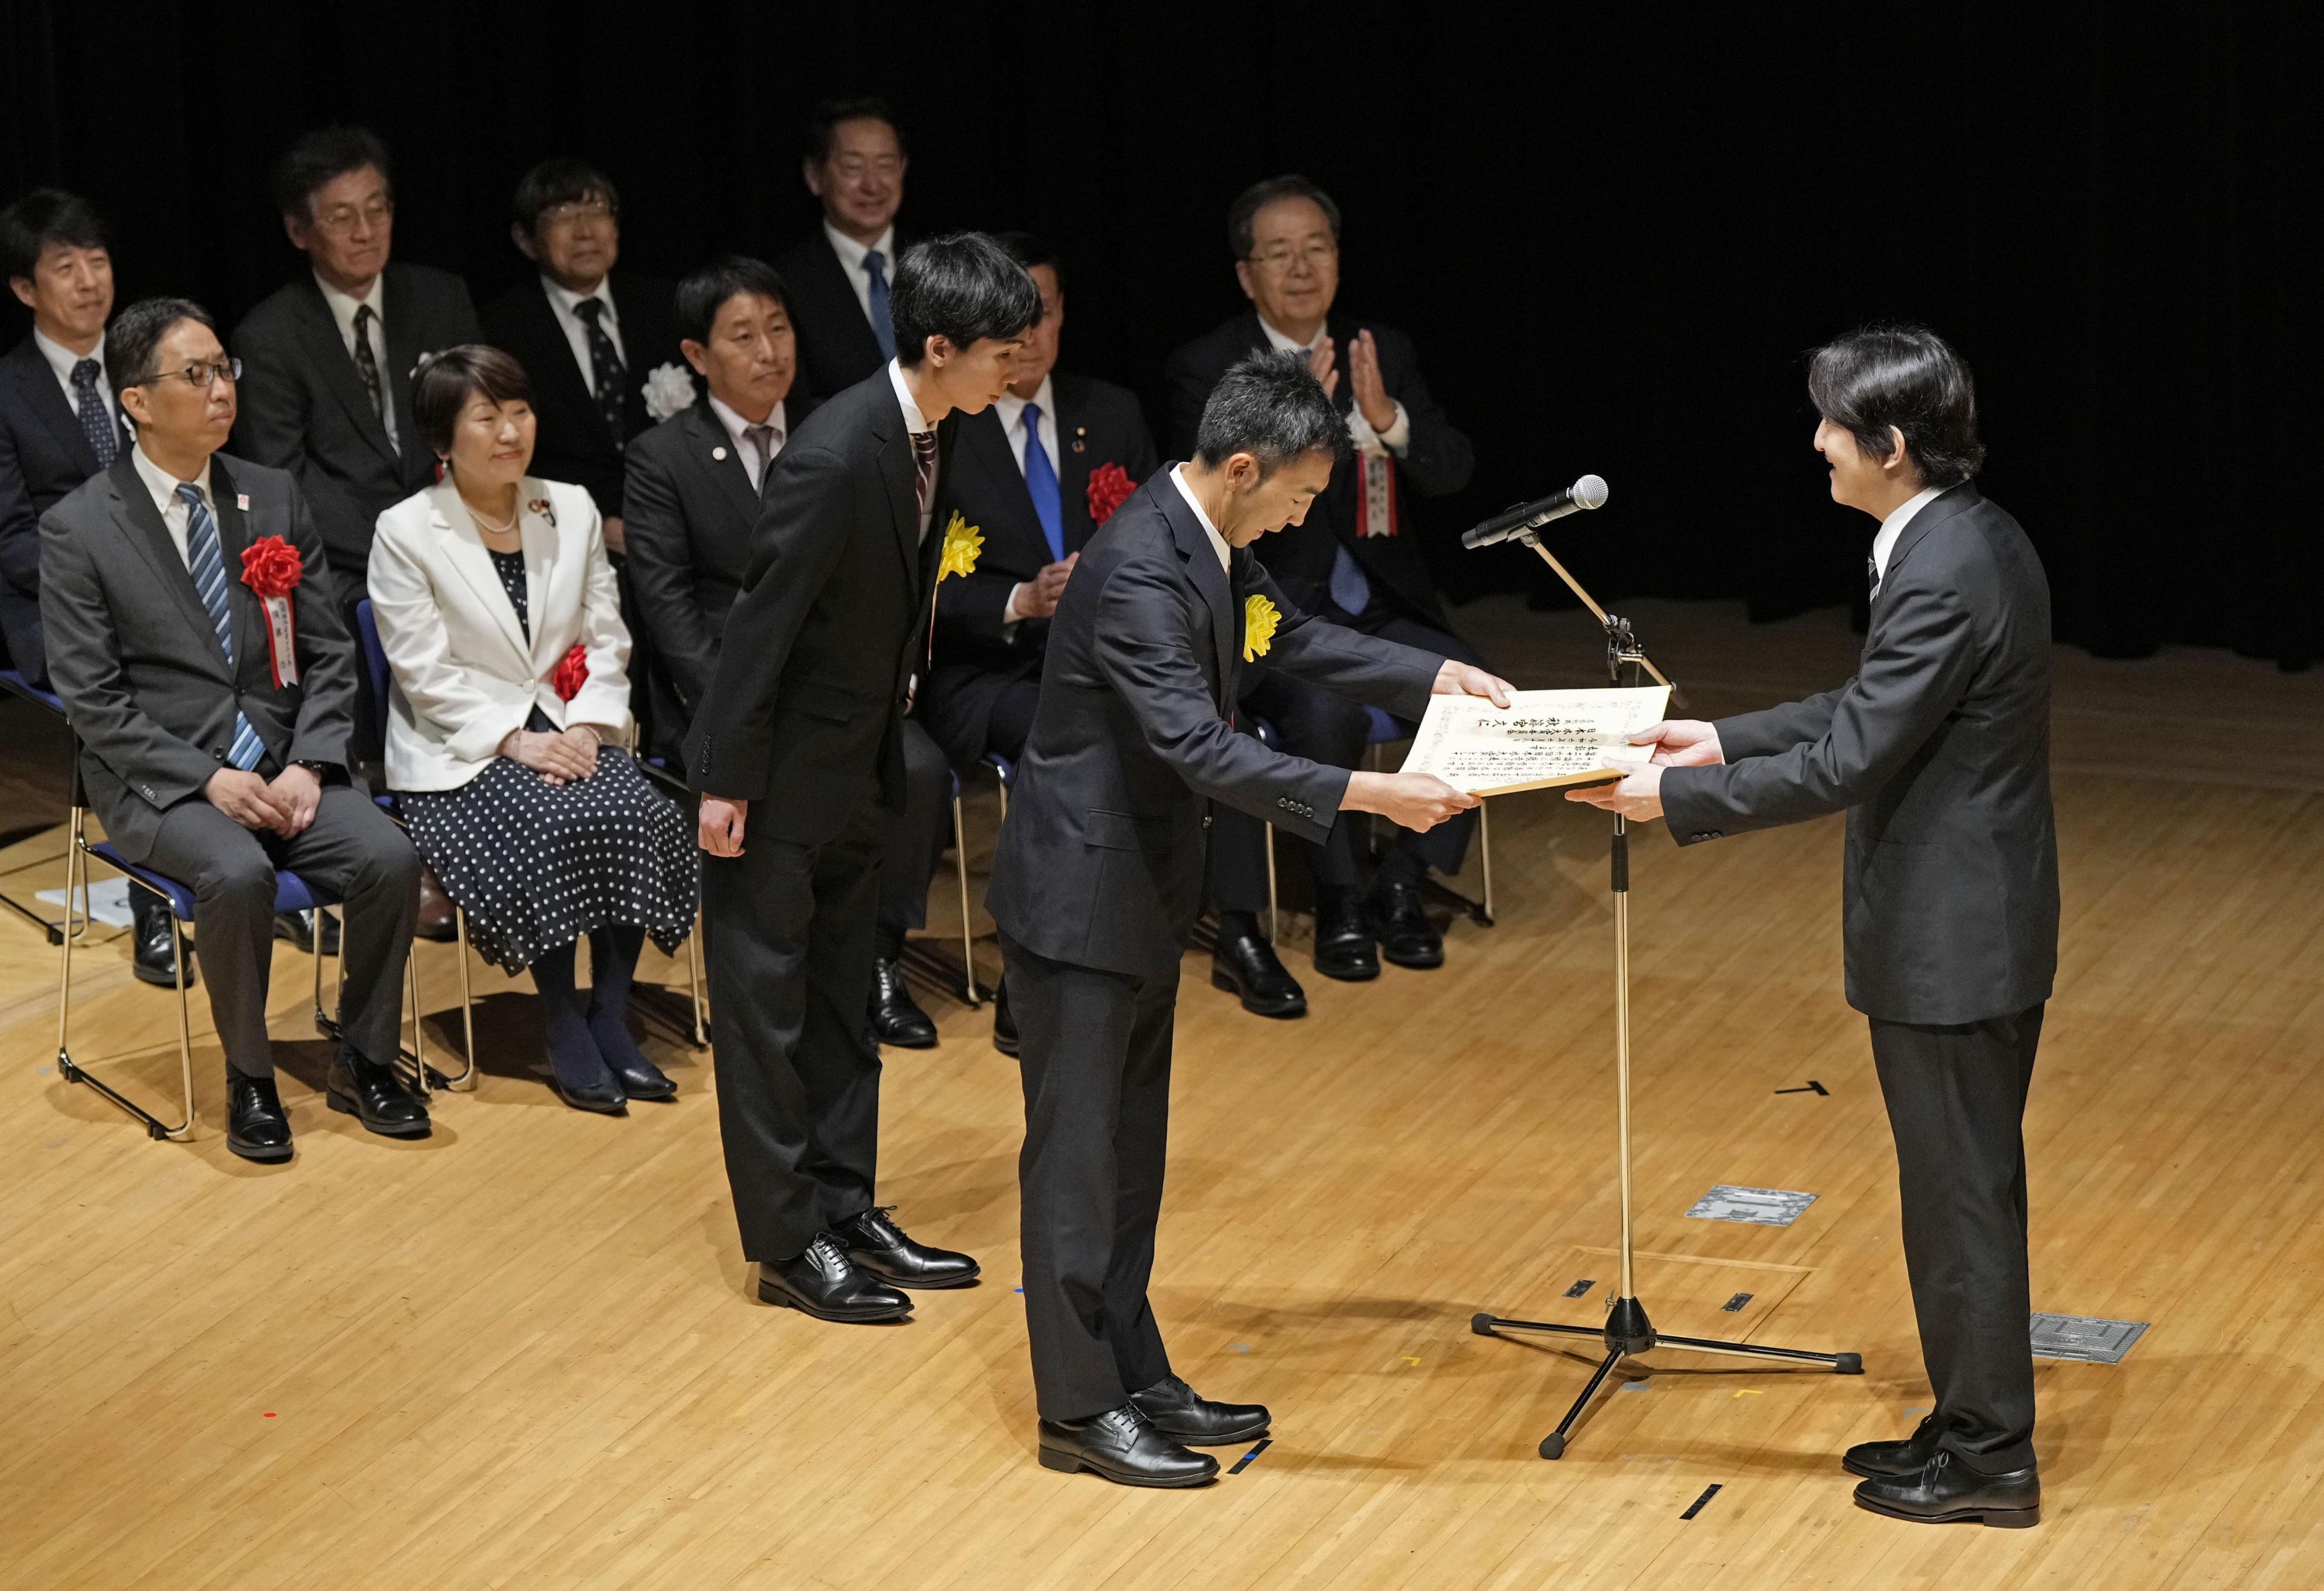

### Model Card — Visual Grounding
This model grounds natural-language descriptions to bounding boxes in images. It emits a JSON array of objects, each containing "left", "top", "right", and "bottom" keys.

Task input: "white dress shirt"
[
  {"left": 313, "top": 271, "right": 397, "bottom": 450},
  {"left": 542, "top": 274, "right": 626, "bottom": 394},
  {"left": 885, "top": 359, "right": 937, "bottom": 541},
  {"left": 1257, "top": 316, "right": 1410, "bottom": 453},
  {"left": 32, "top": 326, "right": 112, "bottom": 423},
  {"left": 129, "top": 441, "right": 213, "bottom": 568},
  {"left": 708, "top": 393, "right": 789, "bottom": 493},
  {"left": 1169, "top": 464, "right": 1233, "bottom": 575},
  {"left": 992, "top": 374, "right": 1060, "bottom": 483},
  {"left": 1871, "top": 484, "right": 1947, "bottom": 589},
  {"left": 825, "top": 221, "right": 897, "bottom": 329}
]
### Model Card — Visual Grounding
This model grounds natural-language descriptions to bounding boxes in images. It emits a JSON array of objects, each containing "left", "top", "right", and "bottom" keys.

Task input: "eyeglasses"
[
  {"left": 540, "top": 197, "right": 617, "bottom": 227},
  {"left": 828, "top": 154, "right": 903, "bottom": 180},
  {"left": 1247, "top": 240, "right": 1337, "bottom": 273},
  {"left": 135, "top": 358, "right": 242, "bottom": 390},
  {"left": 312, "top": 197, "right": 394, "bottom": 235}
]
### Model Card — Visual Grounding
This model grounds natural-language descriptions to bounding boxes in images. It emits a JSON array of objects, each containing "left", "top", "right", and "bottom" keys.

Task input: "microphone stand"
[{"left": 1469, "top": 531, "right": 1861, "bottom": 1460}]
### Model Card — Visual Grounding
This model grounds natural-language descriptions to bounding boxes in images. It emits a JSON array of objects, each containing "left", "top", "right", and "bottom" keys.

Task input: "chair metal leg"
[
  {"left": 1479, "top": 798, "right": 1495, "bottom": 923},
  {"left": 685, "top": 911, "right": 708, "bottom": 1047},
  {"left": 312, "top": 906, "right": 331, "bottom": 1036},
  {"left": 1264, "top": 824, "right": 1279, "bottom": 943},
  {"left": 53, "top": 806, "right": 83, "bottom": 1070},
  {"left": 56, "top": 826, "right": 199, "bottom": 1142},
  {"left": 951, "top": 794, "right": 978, "bottom": 1004},
  {"left": 996, "top": 779, "right": 1008, "bottom": 824},
  {"left": 435, "top": 904, "right": 479, "bottom": 1091},
  {"left": 406, "top": 947, "right": 429, "bottom": 1097}
]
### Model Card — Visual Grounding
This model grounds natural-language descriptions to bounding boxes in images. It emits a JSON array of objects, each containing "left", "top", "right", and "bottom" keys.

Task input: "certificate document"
[{"left": 1397, "top": 685, "right": 1672, "bottom": 796}]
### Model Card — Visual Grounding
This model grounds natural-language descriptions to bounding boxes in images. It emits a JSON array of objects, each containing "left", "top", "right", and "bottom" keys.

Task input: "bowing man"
[
  {"left": 688, "top": 234, "right": 1038, "bottom": 1326},
  {"left": 987, "top": 349, "right": 1510, "bottom": 1487}
]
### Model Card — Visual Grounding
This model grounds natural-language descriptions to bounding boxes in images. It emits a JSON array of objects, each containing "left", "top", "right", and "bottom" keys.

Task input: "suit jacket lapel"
[
  {"left": 1052, "top": 375, "right": 1097, "bottom": 553},
  {"left": 1158, "top": 473, "right": 1236, "bottom": 705},
  {"left": 871, "top": 395, "right": 920, "bottom": 586},
  {"left": 380, "top": 269, "right": 433, "bottom": 476},
  {"left": 1882, "top": 483, "right": 1978, "bottom": 588},
  {"left": 294, "top": 278, "right": 400, "bottom": 469},
  {"left": 428, "top": 481, "right": 534, "bottom": 668},
  {"left": 207, "top": 458, "right": 262, "bottom": 675},
  {"left": 523, "top": 278, "right": 617, "bottom": 452},
  {"left": 518, "top": 486, "right": 561, "bottom": 675},
  {"left": 106, "top": 458, "right": 233, "bottom": 679},
  {"left": 6, "top": 341, "right": 104, "bottom": 473},
  {"left": 691, "top": 404, "right": 763, "bottom": 525}
]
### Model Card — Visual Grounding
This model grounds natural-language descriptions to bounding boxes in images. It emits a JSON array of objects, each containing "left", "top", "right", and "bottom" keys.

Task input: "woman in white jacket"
[{"left": 369, "top": 346, "right": 695, "bottom": 1114}]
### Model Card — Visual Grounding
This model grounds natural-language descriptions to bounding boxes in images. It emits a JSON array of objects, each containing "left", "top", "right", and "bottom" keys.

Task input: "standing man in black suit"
[
  {"left": 0, "top": 190, "right": 183, "bottom": 988},
  {"left": 923, "top": 231, "right": 1158, "bottom": 1051},
  {"left": 624, "top": 255, "right": 953, "bottom": 1049},
  {"left": 688, "top": 235, "right": 1038, "bottom": 1325},
  {"left": 1578, "top": 326, "right": 2056, "bottom": 1529},
  {"left": 480, "top": 159, "right": 688, "bottom": 554},
  {"left": 41, "top": 298, "right": 425, "bottom": 1163},
  {"left": 232, "top": 126, "right": 481, "bottom": 595},
  {"left": 990, "top": 350, "right": 1510, "bottom": 1487},
  {"left": 774, "top": 98, "right": 908, "bottom": 403},
  {"left": 1166, "top": 176, "right": 1482, "bottom": 1015}
]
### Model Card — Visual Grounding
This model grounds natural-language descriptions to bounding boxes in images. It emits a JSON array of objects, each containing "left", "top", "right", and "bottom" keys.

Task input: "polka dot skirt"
[{"left": 401, "top": 746, "right": 698, "bottom": 974}]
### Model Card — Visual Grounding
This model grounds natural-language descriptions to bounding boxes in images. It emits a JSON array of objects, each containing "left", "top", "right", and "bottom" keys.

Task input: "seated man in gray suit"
[
  {"left": 987, "top": 350, "right": 1508, "bottom": 1487},
  {"left": 1578, "top": 325, "right": 2056, "bottom": 1529},
  {"left": 42, "top": 298, "right": 426, "bottom": 1164}
]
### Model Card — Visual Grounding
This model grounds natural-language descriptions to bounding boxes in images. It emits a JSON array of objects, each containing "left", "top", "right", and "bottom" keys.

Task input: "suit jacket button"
[{"left": 1201, "top": 814, "right": 1212, "bottom": 829}]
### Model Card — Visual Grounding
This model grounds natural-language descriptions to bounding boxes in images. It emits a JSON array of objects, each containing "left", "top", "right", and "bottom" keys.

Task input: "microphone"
[{"left": 1461, "top": 474, "right": 1609, "bottom": 549}]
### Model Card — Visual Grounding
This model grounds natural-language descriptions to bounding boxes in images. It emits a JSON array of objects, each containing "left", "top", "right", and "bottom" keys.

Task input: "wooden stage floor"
[{"left": 1, "top": 596, "right": 2319, "bottom": 1589}]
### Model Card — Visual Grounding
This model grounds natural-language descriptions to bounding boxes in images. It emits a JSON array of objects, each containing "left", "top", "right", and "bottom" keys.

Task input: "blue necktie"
[
  {"left": 1020, "top": 402, "right": 1065, "bottom": 561},
  {"left": 71, "top": 360, "right": 119, "bottom": 467},
  {"left": 179, "top": 483, "right": 267, "bottom": 771},
  {"left": 1328, "top": 543, "right": 1373, "bottom": 618},
  {"left": 862, "top": 249, "right": 896, "bottom": 360}
]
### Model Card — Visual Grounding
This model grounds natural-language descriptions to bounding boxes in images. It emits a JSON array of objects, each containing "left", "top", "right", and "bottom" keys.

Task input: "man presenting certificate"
[{"left": 987, "top": 349, "right": 1510, "bottom": 1487}]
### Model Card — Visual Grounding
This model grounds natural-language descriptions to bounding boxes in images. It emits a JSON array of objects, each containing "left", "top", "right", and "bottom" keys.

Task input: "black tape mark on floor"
[
  {"left": 1680, "top": 1483, "right": 1722, "bottom": 1520},
  {"left": 1228, "top": 1438, "right": 1273, "bottom": 1475},
  {"left": 1773, "top": 1081, "right": 1829, "bottom": 1095},
  {"left": 1564, "top": 1278, "right": 1596, "bottom": 1298},
  {"left": 1721, "top": 1292, "right": 1754, "bottom": 1313}
]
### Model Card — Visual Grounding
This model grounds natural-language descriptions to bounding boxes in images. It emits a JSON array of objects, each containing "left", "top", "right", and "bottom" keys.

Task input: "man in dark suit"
[
  {"left": 990, "top": 350, "right": 1508, "bottom": 1487},
  {"left": 688, "top": 234, "right": 1038, "bottom": 1326},
  {"left": 42, "top": 298, "right": 426, "bottom": 1163},
  {"left": 773, "top": 98, "right": 908, "bottom": 402},
  {"left": 1580, "top": 326, "right": 2056, "bottom": 1529},
  {"left": 626, "top": 255, "right": 950, "bottom": 1049},
  {"left": 231, "top": 126, "right": 481, "bottom": 595},
  {"left": 1166, "top": 176, "right": 1484, "bottom": 1015},
  {"left": 480, "top": 159, "right": 686, "bottom": 551}
]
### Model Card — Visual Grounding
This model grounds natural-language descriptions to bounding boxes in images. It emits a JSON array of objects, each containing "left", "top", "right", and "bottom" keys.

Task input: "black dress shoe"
[
  {"left": 1038, "top": 1404, "right": 1218, "bottom": 1488},
  {"left": 273, "top": 907, "right": 340, "bottom": 956},
  {"left": 1311, "top": 891, "right": 1379, "bottom": 982},
  {"left": 1129, "top": 1374, "right": 1271, "bottom": 1446},
  {"left": 225, "top": 1073, "right": 293, "bottom": 1163},
  {"left": 991, "top": 977, "right": 1020, "bottom": 1057},
  {"left": 552, "top": 1073, "right": 628, "bottom": 1115},
  {"left": 1854, "top": 1451, "right": 2040, "bottom": 1528},
  {"left": 324, "top": 1045, "right": 432, "bottom": 1137},
  {"left": 757, "top": 1234, "right": 913, "bottom": 1322},
  {"left": 1370, "top": 879, "right": 1444, "bottom": 969},
  {"left": 603, "top": 1054, "right": 675, "bottom": 1101},
  {"left": 1844, "top": 1415, "right": 1942, "bottom": 1479},
  {"left": 833, "top": 1205, "right": 980, "bottom": 1289},
  {"left": 1209, "top": 914, "right": 1307, "bottom": 1018},
  {"left": 130, "top": 892, "right": 193, "bottom": 989},
  {"left": 870, "top": 957, "right": 939, "bottom": 1049}
]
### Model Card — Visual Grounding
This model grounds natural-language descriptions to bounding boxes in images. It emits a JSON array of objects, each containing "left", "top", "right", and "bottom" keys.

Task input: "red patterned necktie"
[{"left": 911, "top": 429, "right": 939, "bottom": 526}]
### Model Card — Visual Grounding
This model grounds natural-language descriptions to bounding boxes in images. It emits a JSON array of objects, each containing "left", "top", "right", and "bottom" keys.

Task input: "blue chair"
[{"left": 53, "top": 753, "right": 429, "bottom": 1142}]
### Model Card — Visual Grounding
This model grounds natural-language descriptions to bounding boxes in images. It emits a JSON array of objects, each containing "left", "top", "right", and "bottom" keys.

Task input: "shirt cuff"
[
  {"left": 1378, "top": 401, "right": 1412, "bottom": 454},
  {"left": 1002, "top": 582, "right": 1031, "bottom": 625}
]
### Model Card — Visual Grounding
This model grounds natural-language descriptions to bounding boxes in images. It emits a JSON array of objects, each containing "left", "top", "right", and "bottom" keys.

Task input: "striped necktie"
[
  {"left": 911, "top": 429, "right": 939, "bottom": 532},
  {"left": 178, "top": 483, "right": 268, "bottom": 771}
]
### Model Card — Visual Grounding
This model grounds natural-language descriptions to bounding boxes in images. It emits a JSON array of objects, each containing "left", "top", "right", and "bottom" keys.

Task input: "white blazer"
[{"left": 368, "top": 476, "right": 635, "bottom": 791}]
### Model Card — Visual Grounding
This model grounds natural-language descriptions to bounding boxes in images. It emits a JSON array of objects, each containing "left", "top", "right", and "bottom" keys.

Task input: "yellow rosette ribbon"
[
  {"left": 937, "top": 510, "right": 984, "bottom": 582},
  {"left": 1243, "top": 593, "right": 1280, "bottom": 661}
]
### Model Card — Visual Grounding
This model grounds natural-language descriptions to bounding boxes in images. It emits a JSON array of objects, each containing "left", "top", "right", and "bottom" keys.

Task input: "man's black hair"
[
  {"left": 0, "top": 189, "right": 108, "bottom": 283},
  {"left": 512, "top": 157, "right": 619, "bottom": 232},
  {"left": 1226, "top": 174, "right": 1341, "bottom": 260},
  {"left": 1807, "top": 323, "right": 1985, "bottom": 488},
  {"left": 993, "top": 230, "right": 1061, "bottom": 291},
  {"left": 889, "top": 233, "right": 1040, "bottom": 367},
  {"left": 1194, "top": 348, "right": 1351, "bottom": 476},
  {"left": 270, "top": 125, "right": 394, "bottom": 220},
  {"left": 675, "top": 255, "right": 792, "bottom": 346},
  {"left": 107, "top": 297, "right": 217, "bottom": 390},
  {"left": 804, "top": 97, "right": 905, "bottom": 163}
]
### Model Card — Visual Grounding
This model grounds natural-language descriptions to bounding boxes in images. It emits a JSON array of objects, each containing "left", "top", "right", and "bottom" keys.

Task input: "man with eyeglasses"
[
  {"left": 233, "top": 125, "right": 480, "bottom": 595},
  {"left": 1165, "top": 175, "right": 1482, "bottom": 1018},
  {"left": 481, "top": 159, "right": 685, "bottom": 558},
  {"left": 41, "top": 296, "right": 426, "bottom": 1164},
  {"left": 774, "top": 98, "right": 912, "bottom": 403}
]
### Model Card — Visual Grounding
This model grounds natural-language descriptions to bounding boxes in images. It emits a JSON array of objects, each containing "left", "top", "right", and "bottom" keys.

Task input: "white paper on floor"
[{"left": 36, "top": 876, "right": 135, "bottom": 928}]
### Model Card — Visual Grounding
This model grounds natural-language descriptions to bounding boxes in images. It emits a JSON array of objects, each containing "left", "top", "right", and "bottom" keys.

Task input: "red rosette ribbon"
[
  {"left": 238, "top": 535, "right": 304, "bottom": 687},
  {"left": 551, "top": 643, "right": 590, "bottom": 703},
  {"left": 1085, "top": 461, "right": 1135, "bottom": 526}
]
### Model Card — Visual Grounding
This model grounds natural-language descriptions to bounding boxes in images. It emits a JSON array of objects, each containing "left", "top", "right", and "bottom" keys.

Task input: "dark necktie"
[
  {"left": 911, "top": 429, "right": 939, "bottom": 531},
  {"left": 573, "top": 298, "right": 628, "bottom": 447},
  {"left": 863, "top": 249, "right": 896, "bottom": 361},
  {"left": 1019, "top": 402, "right": 1065, "bottom": 560},
  {"left": 1867, "top": 553, "right": 1881, "bottom": 599},
  {"left": 69, "top": 359, "right": 119, "bottom": 467},
  {"left": 744, "top": 423, "right": 780, "bottom": 501},
  {"left": 350, "top": 303, "right": 391, "bottom": 446},
  {"left": 178, "top": 484, "right": 266, "bottom": 770}
]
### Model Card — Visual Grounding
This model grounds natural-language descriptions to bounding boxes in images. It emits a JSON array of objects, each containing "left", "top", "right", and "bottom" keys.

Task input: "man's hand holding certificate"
[{"left": 1397, "top": 685, "right": 1673, "bottom": 797}]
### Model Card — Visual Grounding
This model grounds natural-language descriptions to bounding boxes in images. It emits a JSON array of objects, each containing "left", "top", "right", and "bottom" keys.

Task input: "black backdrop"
[{"left": 5, "top": 1, "right": 2317, "bottom": 667}]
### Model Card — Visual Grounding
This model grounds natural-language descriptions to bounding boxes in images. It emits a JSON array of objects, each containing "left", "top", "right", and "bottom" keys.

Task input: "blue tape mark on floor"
[
  {"left": 1680, "top": 1483, "right": 1722, "bottom": 1520},
  {"left": 1227, "top": 1438, "right": 1273, "bottom": 1475}
]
